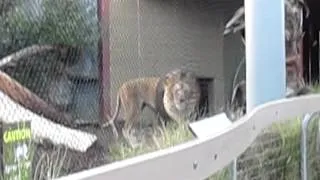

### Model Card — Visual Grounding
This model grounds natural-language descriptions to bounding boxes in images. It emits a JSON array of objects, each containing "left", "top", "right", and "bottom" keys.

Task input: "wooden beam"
[{"left": 97, "top": 0, "right": 111, "bottom": 124}]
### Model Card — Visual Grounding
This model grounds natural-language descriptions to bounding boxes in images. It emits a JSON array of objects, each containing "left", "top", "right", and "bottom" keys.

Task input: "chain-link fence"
[
  {"left": 236, "top": 118, "right": 320, "bottom": 180},
  {"left": 0, "top": 0, "right": 319, "bottom": 180},
  {"left": 0, "top": 0, "right": 104, "bottom": 179}
]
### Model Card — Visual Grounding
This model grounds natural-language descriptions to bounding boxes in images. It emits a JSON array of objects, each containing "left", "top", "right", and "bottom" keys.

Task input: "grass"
[
  {"left": 109, "top": 122, "right": 193, "bottom": 162},
  {"left": 108, "top": 118, "right": 320, "bottom": 180},
  {"left": 4, "top": 116, "right": 318, "bottom": 180},
  {"left": 108, "top": 120, "right": 232, "bottom": 179},
  {"left": 32, "top": 146, "right": 68, "bottom": 180},
  {"left": 2, "top": 122, "right": 34, "bottom": 180},
  {"left": 107, "top": 90, "right": 320, "bottom": 180},
  {"left": 1, "top": 122, "right": 68, "bottom": 180},
  {"left": 3, "top": 87, "right": 320, "bottom": 180}
]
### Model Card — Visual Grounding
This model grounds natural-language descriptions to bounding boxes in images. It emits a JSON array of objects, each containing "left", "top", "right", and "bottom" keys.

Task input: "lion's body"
[{"left": 103, "top": 69, "right": 201, "bottom": 147}]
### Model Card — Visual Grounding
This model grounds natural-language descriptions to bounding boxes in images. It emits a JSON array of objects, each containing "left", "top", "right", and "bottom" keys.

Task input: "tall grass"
[
  {"left": 3, "top": 87, "right": 319, "bottom": 179},
  {"left": 108, "top": 89, "right": 320, "bottom": 179}
]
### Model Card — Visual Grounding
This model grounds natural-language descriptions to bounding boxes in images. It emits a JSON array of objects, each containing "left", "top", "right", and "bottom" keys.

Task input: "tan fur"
[
  {"left": 102, "top": 69, "right": 201, "bottom": 147},
  {"left": 163, "top": 69, "right": 201, "bottom": 122},
  {"left": 102, "top": 77, "right": 161, "bottom": 145}
]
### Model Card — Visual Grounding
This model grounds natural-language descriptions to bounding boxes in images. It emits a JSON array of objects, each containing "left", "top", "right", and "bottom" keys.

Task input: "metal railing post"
[{"left": 301, "top": 112, "right": 318, "bottom": 180}]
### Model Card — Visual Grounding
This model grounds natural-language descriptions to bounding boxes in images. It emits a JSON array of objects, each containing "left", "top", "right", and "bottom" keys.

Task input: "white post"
[
  {"left": 245, "top": 0, "right": 286, "bottom": 112},
  {"left": 241, "top": 0, "right": 286, "bottom": 180}
]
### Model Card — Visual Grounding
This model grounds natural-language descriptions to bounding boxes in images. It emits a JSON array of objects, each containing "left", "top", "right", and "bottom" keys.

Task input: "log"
[
  {"left": 0, "top": 44, "right": 79, "bottom": 68},
  {"left": 0, "top": 44, "right": 84, "bottom": 126},
  {"left": 0, "top": 70, "right": 75, "bottom": 126},
  {"left": 0, "top": 90, "right": 97, "bottom": 152}
]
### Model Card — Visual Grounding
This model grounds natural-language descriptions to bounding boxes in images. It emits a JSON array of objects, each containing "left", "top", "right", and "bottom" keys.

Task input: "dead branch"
[
  {"left": 0, "top": 90, "right": 97, "bottom": 152},
  {"left": 0, "top": 44, "right": 80, "bottom": 68},
  {"left": 0, "top": 44, "right": 84, "bottom": 126},
  {"left": 0, "top": 70, "right": 75, "bottom": 126}
]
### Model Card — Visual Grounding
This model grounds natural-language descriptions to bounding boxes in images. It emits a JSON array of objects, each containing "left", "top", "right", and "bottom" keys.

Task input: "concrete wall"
[{"left": 110, "top": 0, "right": 243, "bottom": 118}]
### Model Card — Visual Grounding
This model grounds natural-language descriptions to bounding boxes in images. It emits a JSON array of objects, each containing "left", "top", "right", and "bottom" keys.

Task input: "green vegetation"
[
  {"left": 108, "top": 117, "right": 320, "bottom": 180},
  {"left": 2, "top": 122, "right": 33, "bottom": 180},
  {"left": 1, "top": 0, "right": 320, "bottom": 179},
  {"left": 109, "top": 122, "right": 193, "bottom": 161},
  {"left": 32, "top": 146, "right": 68, "bottom": 180},
  {"left": 1, "top": 0, "right": 99, "bottom": 53},
  {"left": 2, "top": 141, "right": 67, "bottom": 180},
  {"left": 1, "top": 121, "right": 67, "bottom": 180},
  {"left": 108, "top": 88, "right": 320, "bottom": 180},
  {"left": 6, "top": 102, "right": 319, "bottom": 179},
  {"left": 0, "top": 0, "right": 99, "bottom": 95},
  {"left": 0, "top": 1, "right": 95, "bottom": 179}
]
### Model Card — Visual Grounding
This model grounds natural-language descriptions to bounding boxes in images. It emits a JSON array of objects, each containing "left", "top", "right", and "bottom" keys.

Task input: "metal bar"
[
  {"left": 230, "top": 159, "right": 237, "bottom": 180},
  {"left": 301, "top": 112, "right": 319, "bottom": 180},
  {"left": 97, "top": 0, "right": 111, "bottom": 122}
]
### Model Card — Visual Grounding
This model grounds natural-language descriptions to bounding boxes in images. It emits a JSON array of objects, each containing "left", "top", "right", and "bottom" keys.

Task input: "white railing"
[{"left": 56, "top": 94, "right": 320, "bottom": 180}]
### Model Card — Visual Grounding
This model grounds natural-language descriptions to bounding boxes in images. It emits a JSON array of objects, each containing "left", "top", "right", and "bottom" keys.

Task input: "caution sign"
[{"left": 3, "top": 121, "right": 32, "bottom": 180}]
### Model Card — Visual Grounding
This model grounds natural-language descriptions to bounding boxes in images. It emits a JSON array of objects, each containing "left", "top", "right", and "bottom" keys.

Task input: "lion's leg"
[
  {"left": 110, "top": 123, "right": 119, "bottom": 141},
  {"left": 141, "top": 111, "right": 162, "bottom": 148},
  {"left": 122, "top": 127, "right": 134, "bottom": 148},
  {"left": 154, "top": 112, "right": 165, "bottom": 137},
  {"left": 122, "top": 118, "right": 140, "bottom": 148},
  {"left": 122, "top": 102, "right": 141, "bottom": 148}
]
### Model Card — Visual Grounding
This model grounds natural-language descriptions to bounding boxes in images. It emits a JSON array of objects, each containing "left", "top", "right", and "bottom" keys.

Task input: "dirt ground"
[{"left": 41, "top": 125, "right": 114, "bottom": 175}]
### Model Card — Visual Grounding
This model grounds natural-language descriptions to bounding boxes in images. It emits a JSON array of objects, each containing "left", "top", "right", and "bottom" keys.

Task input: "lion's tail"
[
  {"left": 102, "top": 92, "right": 121, "bottom": 138},
  {"left": 102, "top": 92, "right": 121, "bottom": 127}
]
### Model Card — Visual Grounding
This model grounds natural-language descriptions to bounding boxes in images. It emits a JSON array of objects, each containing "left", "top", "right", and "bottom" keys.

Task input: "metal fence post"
[
  {"left": 230, "top": 159, "right": 237, "bottom": 180},
  {"left": 301, "top": 112, "right": 318, "bottom": 180}
]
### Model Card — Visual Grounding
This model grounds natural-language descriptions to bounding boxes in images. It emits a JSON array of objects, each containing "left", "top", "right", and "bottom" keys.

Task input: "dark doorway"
[
  {"left": 302, "top": 0, "right": 320, "bottom": 84},
  {"left": 196, "top": 78, "right": 214, "bottom": 119}
]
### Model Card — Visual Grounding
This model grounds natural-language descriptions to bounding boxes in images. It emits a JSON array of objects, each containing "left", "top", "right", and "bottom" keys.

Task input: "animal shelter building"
[{"left": 102, "top": 0, "right": 247, "bottom": 121}]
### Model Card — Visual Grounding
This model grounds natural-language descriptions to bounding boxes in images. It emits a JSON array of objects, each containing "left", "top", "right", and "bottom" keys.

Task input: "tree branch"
[
  {"left": 0, "top": 44, "right": 79, "bottom": 68},
  {"left": 0, "top": 70, "right": 75, "bottom": 126}
]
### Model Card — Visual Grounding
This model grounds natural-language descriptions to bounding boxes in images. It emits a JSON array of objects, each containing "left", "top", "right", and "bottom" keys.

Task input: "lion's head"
[{"left": 163, "top": 69, "right": 201, "bottom": 122}]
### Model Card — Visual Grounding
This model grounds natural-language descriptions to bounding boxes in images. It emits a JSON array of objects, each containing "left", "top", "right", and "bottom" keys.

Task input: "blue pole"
[{"left": 245, "top": 0, "right": 286, "bottom": 112}]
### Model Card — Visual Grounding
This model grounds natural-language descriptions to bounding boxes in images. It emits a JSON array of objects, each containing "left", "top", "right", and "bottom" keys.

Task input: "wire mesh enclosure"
[
  {"left": 0, "top": 0, "right": 319, "bottom": 180},
  {"left": 0, "top": 0, "right": 105, "bottom": 178}
]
